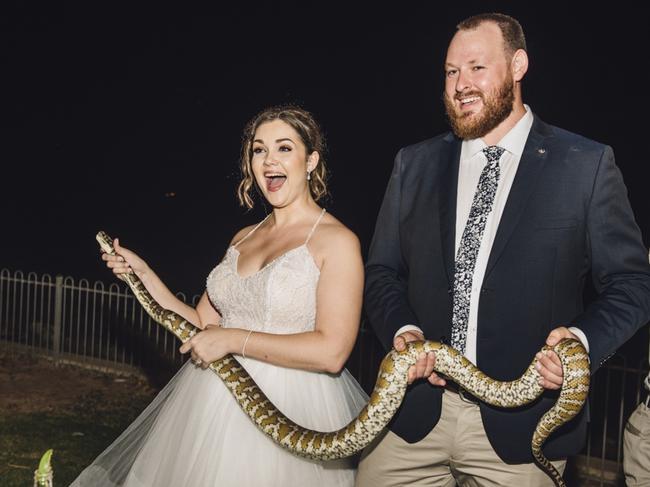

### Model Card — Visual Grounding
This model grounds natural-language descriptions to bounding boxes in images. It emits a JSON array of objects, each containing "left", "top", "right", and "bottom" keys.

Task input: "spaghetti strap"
[
  {"left": 233, "top": 214, "right": 272, "bottom": 248},
  {"left": 305, "top": 208, "right": 327, "bottom": 244}
]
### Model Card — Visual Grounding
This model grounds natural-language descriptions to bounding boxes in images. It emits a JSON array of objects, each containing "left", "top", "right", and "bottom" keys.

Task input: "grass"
[
  {"left": 2, "top": 414, "right": 121, "bottom": 485},
  {"left": 0, "top": 384, "right": 155, "bottom": 486}
]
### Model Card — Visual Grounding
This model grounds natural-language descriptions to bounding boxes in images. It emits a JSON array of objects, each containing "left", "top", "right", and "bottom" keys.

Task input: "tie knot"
[{"left": 482, "top": 145, "right": 505, "bottom": 163}]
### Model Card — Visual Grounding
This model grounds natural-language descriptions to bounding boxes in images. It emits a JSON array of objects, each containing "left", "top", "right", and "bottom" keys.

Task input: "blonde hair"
[{"left": 237, "top": 105, "right": 329, "bottom": 209}]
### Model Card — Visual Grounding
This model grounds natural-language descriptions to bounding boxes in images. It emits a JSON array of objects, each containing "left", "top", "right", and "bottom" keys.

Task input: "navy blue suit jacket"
[{"left": 364, "top": 116, "right": 650, "bottom": 462}]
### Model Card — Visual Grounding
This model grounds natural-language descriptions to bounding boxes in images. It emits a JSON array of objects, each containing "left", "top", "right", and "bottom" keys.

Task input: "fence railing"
[
  {"left": 0, "top": 268, "right": 199, "bottom": 371},
  {"left": 578, "top": 355, "right": 648, "bottom": 485},
  {"left": 0, "top": 267, "right": 648, "bottom": 485}
]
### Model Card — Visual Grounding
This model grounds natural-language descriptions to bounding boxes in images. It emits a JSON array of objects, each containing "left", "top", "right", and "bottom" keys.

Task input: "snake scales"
[{"left": 96, "top": 231, "right": 590, "bottom": 487}]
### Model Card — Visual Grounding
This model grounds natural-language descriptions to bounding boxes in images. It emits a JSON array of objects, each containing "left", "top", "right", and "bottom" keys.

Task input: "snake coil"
[{"left": 96, "top": 231, "right": 589, "bottom": 487}]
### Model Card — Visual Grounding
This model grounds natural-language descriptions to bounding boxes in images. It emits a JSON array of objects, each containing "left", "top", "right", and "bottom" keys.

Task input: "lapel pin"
[{"left": 537, "top": 148, "right": 546, "bottom": 154}]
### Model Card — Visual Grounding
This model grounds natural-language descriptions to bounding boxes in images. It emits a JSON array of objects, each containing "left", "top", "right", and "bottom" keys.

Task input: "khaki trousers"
[
  {"left": 623, "top": 400, "right": 650, "bottom": 486},
  {"left": 355, "top": 390, "right": 566, "bottom": 487}
]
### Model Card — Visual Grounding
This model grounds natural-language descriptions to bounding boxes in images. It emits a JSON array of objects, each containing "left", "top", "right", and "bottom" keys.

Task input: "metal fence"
[
  {"left": 0, "top": 267, "right": 648, "bottom": 485},
  {"left": 577, "top": 355, "right": 648, "bottom": 486},
  {"left": 0, "top": 268, "right": 199, "bottom": 371}
]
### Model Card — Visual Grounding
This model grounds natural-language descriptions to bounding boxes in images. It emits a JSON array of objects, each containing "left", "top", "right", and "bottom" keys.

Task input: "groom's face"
[{"left": 443, "top": 22, "right": 515, "bottom": 140}]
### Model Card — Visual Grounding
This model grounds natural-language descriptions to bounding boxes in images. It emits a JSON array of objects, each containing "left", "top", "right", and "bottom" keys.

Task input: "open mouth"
[{"left": 265, "top": 173, "right": 287, "bottom": 192}]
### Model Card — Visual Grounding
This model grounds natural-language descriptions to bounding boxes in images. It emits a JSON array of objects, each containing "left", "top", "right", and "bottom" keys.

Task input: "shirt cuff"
[
  {"left": 568, "top": 326, "right": 590, "bottom": 353},
  {"left": 394, "top": 324, "right": 424, "bottom": 340}
]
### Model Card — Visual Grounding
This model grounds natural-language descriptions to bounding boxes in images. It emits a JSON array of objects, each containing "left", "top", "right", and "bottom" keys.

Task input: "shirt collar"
[{"left": 463, "top": 104, "right": 534, "bottom": 159}]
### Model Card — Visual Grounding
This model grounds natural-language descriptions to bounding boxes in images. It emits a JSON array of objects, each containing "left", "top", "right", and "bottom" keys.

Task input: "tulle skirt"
[{"left": 71, "top": 357, "right": 368, "bottom": 486}]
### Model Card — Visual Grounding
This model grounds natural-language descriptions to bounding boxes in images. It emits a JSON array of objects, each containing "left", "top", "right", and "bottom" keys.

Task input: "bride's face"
[{"left": 251, "top": 120, "right": 318, "bottom": 208}]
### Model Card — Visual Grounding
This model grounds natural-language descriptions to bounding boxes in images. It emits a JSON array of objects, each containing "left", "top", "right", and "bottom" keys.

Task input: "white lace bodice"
[{"left": 206, "top": 210, "right": 325, "bottom": 335}]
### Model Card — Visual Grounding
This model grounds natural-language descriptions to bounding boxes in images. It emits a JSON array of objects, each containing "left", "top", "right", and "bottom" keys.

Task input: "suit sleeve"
[
  {"left": 572, "top": 146, "right": 650, "bottom": 373},
  {"left": 364, "top": 149, "right": 420, "bottom": 350}
]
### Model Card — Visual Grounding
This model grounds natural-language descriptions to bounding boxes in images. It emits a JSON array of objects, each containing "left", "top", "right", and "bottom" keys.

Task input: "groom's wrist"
[{"left": 394, "top": 324, "right": 424, "bottom": 340}]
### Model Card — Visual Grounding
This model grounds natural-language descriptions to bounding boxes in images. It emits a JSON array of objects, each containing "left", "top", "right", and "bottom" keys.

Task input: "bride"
[{"left": 72, "top": 105, "right": 368, "bottom": 486}]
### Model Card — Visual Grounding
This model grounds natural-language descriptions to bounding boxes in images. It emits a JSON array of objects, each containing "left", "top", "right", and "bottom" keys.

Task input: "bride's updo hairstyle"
[{"left": 237, "top": 105, "right": 329, "bottom": 209}]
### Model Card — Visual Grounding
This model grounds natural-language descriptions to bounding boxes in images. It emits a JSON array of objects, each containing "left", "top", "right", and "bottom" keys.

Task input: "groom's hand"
[
  {"left": 394, "top": 331, "right": 446, "bottom": 386},
  {"left": 536, "top": 326, "right": 579, "bottom": 390}
]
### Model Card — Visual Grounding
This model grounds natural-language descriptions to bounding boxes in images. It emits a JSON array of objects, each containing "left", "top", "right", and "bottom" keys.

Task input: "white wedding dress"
[{"left": 72, "top": 209, "right": 368, "bottom": 486}]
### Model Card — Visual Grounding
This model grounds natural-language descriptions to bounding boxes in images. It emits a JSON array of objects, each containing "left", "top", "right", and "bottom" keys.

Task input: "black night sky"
[{"left": 2, "top": 2, "right": 649, "bottom": 300}]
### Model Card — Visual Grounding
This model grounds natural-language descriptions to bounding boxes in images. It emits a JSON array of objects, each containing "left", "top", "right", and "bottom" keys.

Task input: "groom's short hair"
[{"left": 457, "top": 13, "right": 527, "bottom": 59}]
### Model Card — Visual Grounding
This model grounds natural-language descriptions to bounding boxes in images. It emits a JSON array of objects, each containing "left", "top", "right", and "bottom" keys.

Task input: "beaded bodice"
[{"left": 206, "top": 209, "right": 325, "bottom": 334}]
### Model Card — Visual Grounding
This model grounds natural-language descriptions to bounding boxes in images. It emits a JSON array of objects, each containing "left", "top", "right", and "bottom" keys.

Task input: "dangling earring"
[{"left": 307, "top": 170, "right": 311, "bottom": 181}]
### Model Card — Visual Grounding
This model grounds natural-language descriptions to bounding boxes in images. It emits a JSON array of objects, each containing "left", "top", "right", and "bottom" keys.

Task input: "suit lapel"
[
  {"left": 439, "top": 133, "right": 462, "bottom": 287},
  {"left": 484, "top": 116, "right": 553, "bottom": 279}
]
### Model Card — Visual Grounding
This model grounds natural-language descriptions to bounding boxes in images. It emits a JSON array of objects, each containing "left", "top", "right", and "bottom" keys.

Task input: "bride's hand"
[
  {"left": 179, "top": 325, "right": 230, "bottom": 369},
  {"left": 101, "top": 238, "right": 150, "bottom": 281}
]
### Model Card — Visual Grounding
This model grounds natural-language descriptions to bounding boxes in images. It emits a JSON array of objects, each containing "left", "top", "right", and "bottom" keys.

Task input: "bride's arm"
[
  {"left": 103, "top": 238, "right": 221, "bottom": 329},
  {"left": 182, "top": 225, "right": 363, "bottom": 373}
]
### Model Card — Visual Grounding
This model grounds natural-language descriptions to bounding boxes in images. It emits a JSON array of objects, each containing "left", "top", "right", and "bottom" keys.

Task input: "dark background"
[{"left": 2, "top": 2, "right": 649, "bottom": 303}]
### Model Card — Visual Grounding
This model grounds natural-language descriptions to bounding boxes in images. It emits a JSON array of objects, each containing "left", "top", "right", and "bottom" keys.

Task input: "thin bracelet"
[{"left": 242, "top": 330, "right": 254, "bottom": 359}]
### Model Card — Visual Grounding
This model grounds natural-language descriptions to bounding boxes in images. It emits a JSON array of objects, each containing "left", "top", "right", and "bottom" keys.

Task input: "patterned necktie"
[{"left": 450, "top": 145, "right": 505, "bottom": 354}]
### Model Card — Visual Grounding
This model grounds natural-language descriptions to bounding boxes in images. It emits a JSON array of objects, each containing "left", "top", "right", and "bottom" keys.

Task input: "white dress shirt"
[{"left": 395, "top": 105, "right": 589, "bottom": 365}]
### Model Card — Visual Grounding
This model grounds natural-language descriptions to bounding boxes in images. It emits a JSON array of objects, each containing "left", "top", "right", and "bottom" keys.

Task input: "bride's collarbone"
[
  {"left": 234, "top": 215, "right": 331, "bottom": 275},
  {"left": 236, "top": 239, "right": 308, "bottom": 273}
]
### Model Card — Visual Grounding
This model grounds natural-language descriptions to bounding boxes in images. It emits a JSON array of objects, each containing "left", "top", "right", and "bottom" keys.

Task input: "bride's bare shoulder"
[
  {"left": 310, "top": 212, "right": 360, "bottom": 256},
  {"left": 229, "top": 224, "right": 259, "bottom": 247}
]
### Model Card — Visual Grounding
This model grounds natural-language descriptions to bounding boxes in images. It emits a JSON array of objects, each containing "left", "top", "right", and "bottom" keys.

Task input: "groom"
[{"left": 357, "top": 13, "right": 650, "bottom": 486}]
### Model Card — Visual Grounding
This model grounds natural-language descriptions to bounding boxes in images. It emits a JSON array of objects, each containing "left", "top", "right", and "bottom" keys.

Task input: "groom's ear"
[
  {"left": 307, "top": 151, "right": 320, "bottom": 173},
  {"left": 511, "top": 49, "right": 528, "bottom": 82}
]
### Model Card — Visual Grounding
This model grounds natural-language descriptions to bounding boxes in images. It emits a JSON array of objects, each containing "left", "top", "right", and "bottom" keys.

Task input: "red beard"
[{"left": 443, "top": 76, "right": 515, "bottom": 140}]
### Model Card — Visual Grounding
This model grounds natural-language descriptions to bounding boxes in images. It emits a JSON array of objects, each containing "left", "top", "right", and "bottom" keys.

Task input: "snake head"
[{"left": 96, "top": 231, "right": 116, "bottom": 255}]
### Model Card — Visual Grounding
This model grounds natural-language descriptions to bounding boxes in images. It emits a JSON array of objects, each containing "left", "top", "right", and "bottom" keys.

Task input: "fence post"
[{"left": 52, "top": 275, "right": 63, "bottom": 355}]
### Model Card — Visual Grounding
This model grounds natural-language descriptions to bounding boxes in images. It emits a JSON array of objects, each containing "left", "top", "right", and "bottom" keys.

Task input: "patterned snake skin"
[{"left": 96, "top": 231, "right": 590, "bottom": 487}]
